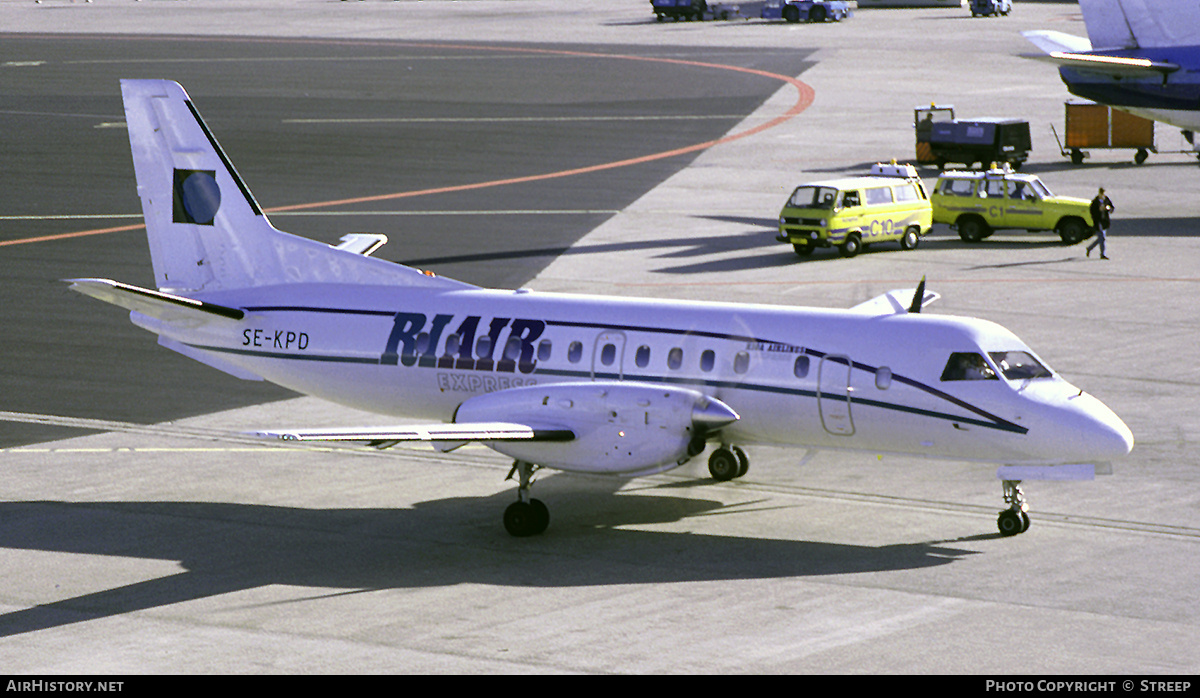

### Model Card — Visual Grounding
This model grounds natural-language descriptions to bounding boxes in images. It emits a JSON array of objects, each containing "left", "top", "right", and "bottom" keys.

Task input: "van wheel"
[
  {"left": 1058, "top": 218, "right": 1089, "bottom": 244},
  {"left": 900, "top": 226, "right": 921, "bottom": 250},
  {"left": 839, "top": 234, "right": 862, "bottom": 258},
  {"left": 957, "top": 216, "right": 989, "bottom": 242}
]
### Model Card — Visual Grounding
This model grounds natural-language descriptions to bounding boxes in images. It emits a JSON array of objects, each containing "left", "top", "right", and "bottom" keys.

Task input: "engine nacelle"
[{"left": 454, "top": 381, "right": 738, "bottom": 475}]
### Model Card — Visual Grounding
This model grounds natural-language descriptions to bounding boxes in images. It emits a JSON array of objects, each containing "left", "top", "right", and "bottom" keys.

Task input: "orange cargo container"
[{"left": 1061, "top": 101, "right": 1155, "bottom": 164}]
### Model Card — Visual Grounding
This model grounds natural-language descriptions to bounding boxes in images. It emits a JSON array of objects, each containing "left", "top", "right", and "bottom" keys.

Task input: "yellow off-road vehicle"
[{"left": 931, "top": 166, "right": 1093, "bottom": 244}]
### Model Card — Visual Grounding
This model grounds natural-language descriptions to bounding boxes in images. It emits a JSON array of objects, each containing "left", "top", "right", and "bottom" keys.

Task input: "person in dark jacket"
[{"left": 1087, "top": 187, "right": 1114, "bottom": 259}]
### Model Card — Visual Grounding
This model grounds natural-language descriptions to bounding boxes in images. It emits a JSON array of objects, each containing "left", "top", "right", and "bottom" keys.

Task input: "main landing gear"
[
  {"left": 707, "top": 444, "right": 750, "bottom": 482},
  {"left": 500, "top": 444, "right": 752, "bottom": 536},
  {"left": 997, "top": 479, "right": 1031, "bottom": 537},
  {"left": 503, "top": 460, "right": 549, "bottom": 537}
]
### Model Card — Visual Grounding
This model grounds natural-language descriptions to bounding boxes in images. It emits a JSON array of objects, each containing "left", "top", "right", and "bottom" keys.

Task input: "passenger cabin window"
[
  {"left": 793, "top": 355, "right": 810, "bottom": 379},
  {"left": 503, "top": 337, "right": 522, "bottom": 362},
  {"left": 876, "top": 367, "right": 892, "bottom": 390},
  {"left": 444, "top": 334, "right": 460, "bottom": 357},
  {"left": 941, "top": 352, "right": 998, "bottom": 382},
  {"left": 668, "top": 347, "right": 683, "bottom": 370},
  {"left": 568, "top": 341, "right": 583, "bottom": 363},
  {"left": 733, "top": 351, "right": 750, "bottom": 375},
  {"left": 475, "top": 335, "right": 492, "bottom": 358},
  {"left": 635, "top": 345, "right": 650, "bottom": 368},
  {"left": 989, "top": 351, "right": 1052, "bottom": 380},
  {"left": 700, "top": 349, "right": 715, "bottom": 372},
  {"left": 537, "top": 340, "right": 552, "bottom": 361},
  {"left": 600, "top": 343, "right": 616, "bottom": 366},
  {"left": 864, "top": 187, "right": 893, "bottom": 206}
]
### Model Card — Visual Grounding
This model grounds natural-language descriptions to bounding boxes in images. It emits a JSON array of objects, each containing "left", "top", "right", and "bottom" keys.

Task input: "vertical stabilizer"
[
  {"left": 121, "top": 80, "right": 471, "bottom": 294},
  {"left": 1080, "top": 0, "right": 1200, "bottom": 50}
]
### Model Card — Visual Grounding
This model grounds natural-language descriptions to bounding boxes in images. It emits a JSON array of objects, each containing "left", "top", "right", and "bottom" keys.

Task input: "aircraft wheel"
[
  {"left": 732, "top": 446, "right": 750, "bottom": 478},
  {"left": 708, "top": 448, "right": 740, "bottom": 481},
  {"left": 504, "top": 499, "right": 549, "bottom": 537},
  {"left": 997, "top": 509, "right": 1027, "bottom": 537}
]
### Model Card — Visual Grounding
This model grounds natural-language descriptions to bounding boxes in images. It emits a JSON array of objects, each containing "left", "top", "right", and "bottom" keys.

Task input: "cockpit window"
[
  {"left": 940, "top": 352, "right": 998, "bottom": 382},
  {"left": 989, "top": 351, "right": 1052, "bottom": 380}
]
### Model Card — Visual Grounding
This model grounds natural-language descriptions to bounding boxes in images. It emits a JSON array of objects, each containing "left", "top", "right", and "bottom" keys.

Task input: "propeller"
[{"left": 908, "top": 276, "right": 927, "bottom": 314}]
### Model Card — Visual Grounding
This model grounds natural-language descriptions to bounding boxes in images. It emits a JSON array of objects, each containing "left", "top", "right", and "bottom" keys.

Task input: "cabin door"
[{"left": 818, "top": 354, "right": 855, "bottom": 436}]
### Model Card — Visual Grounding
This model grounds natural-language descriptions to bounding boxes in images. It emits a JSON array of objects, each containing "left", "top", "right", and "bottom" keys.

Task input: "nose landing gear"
[{"left": 997, "top": 479, "right": 1031, "bottom": 536}]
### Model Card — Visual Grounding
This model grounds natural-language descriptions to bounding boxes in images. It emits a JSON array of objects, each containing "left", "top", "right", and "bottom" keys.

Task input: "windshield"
[
  {"left": 940, "top": 352, "right": 998, "bottom": 382},
  {"left": 788, "top": 186, "right": 839, "bottom": 209},
  {"left": 989, "top": 351, "right": 1053, "bottom": 380}
]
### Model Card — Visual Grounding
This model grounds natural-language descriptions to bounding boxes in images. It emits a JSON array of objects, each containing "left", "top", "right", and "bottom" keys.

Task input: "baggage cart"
[{"left": 1053, "top": 101, "right": 1156, "bottom": 165}]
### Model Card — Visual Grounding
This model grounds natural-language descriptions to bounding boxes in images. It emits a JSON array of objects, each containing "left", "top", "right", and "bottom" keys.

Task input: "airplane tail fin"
[
  {"left": 1079, "top": 0, "right": 1200, "bottom": 50},
  {"left": 120, "top": 79, "right": 470, "bottom": 294}
]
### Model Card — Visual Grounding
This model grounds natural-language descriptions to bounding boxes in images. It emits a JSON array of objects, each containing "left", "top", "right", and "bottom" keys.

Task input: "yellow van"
[{"left": 776, "top": 163, "right": 932, "bottom": 258}]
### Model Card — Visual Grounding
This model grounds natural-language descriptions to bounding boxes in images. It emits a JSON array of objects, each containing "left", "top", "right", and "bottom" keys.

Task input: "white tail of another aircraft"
[
  {"left": 1079, "top": 0, "right": 1200, "bottom": 50},
  {"left": 120, "top": 79, "right": 466, "bottom": 294}
]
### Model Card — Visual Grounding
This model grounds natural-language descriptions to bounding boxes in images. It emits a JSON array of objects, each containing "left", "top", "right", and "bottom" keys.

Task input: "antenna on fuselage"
[{"left": 908, "top": 276, "right": 927, "bottom": 314}]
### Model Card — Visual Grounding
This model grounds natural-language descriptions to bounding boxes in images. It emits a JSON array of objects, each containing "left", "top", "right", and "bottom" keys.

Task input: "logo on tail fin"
[{"left": 173, "top": 169, "right": 221, "bottom": 225}]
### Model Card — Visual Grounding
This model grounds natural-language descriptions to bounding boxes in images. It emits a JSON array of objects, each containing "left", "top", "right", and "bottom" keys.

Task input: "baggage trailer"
[
  {"left": 1053, "top": 101, "right": 1156, "bottom": 165},
  {"left": 927, "top": 117, "right": 1031, "bottom": 170}
]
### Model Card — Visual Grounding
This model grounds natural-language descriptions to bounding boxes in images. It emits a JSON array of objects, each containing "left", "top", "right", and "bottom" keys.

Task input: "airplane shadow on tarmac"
[{"left": 0, "top": 476, "right": 979, "bottom": 638}]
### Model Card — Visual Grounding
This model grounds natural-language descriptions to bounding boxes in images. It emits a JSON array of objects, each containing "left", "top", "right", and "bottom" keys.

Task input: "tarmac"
[{"left": 1, "top": 0, "right": 1198, "bottom": 675}]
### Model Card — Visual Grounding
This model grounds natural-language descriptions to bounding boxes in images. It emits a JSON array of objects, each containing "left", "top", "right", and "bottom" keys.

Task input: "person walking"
[{"left": 1087, "top": 187, "right": 1114, "bottom": 259}]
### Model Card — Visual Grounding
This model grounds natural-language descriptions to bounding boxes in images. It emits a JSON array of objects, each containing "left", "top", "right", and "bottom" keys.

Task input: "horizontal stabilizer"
[
  {"left": 1020, "top": 45, "right": 1180, "bottom": 78},
  {"left": 65, "top": 278, "right": 244, "bottom": 321},
  {"left": 254, "top": 422, "right": 576, "bottom": 449},
  {"left": 334, "top": 234, "right": 389, "bottom": 256},
  {"left": 1022, "top": 29, "right": 1093, "bottom": 55},
  {"left": 851, "top": 288, "right": 940, "bottom": 316}
]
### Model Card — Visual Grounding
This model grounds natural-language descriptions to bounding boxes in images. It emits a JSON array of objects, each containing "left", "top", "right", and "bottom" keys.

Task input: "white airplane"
[
  {"left": 69, "top": 80, "right": 1134, "bottom": 538},
  {"left": 1023, "top": 0, "right": 1200, "bottom": 146}
]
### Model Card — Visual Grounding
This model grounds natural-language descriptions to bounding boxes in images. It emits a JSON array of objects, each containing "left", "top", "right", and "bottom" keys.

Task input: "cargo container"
[{"left": 1055, "top": 101, "right": 1156, "bottom": 165}]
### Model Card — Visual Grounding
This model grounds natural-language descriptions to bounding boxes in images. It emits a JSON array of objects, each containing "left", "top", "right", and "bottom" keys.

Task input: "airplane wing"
[
  {"left": 255, "top": 422, "right": 575, "bottom": 451},
  {"left": 65, "top": 278, "right": 244, "bottom": 322}
]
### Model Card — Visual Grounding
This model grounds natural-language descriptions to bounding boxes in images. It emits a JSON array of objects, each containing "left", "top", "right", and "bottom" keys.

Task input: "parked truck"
[
  {"left": 925, "top": 117, "right": 1031, "bottom": 170},
  {"left": 761, "top": 0, "right": 852, "bottom": 22}
]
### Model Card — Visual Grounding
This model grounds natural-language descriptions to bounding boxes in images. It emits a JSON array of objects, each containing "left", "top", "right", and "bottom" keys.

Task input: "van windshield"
[{"left": 788, "top": 186, "right": 839, "bottom": 209}]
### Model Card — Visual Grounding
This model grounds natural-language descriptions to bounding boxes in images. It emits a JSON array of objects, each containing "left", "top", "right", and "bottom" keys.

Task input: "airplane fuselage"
[{"left": 142, "top": 283, "right": 1132, "bottom": 473}]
